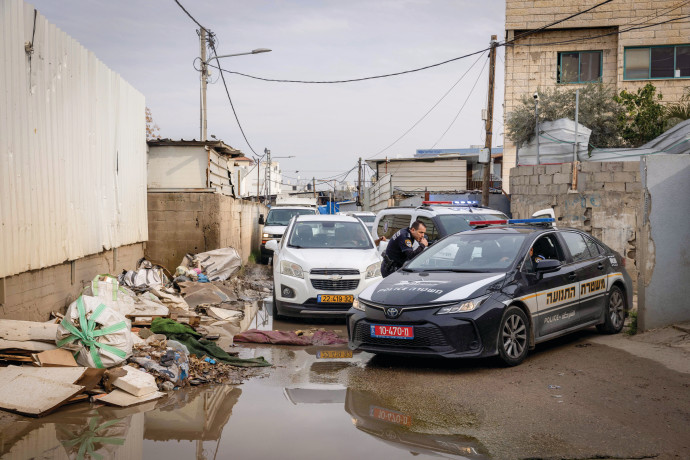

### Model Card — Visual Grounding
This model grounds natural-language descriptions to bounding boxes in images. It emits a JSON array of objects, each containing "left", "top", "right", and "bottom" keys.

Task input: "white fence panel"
[
  {"left": 0, "top": 0, "right": 147, "bottom": 278},
  {"left": 369, "top": 174, "right": 392, "bottom": 211}
]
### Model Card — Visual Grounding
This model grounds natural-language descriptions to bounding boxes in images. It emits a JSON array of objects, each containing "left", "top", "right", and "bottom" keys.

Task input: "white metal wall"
[
  {"left": 0, "top": 0, "right": 148, "bottom": 278},
  {"left": 384, "top": 159, "right": 468, "bottom": 192}
]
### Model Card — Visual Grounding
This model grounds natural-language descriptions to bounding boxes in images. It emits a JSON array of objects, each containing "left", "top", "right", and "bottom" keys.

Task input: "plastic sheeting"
[
  {"left": 588, "top": 119, "right": 690, "bottom": 162},
  {"left": 518, "top": 118, "right": 591, "bottom": 165}
]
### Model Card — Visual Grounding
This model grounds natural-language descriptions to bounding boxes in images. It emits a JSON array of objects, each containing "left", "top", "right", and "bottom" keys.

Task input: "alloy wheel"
[
  {"left": 502, "top": 314, "right": 527, "bottom": 359},
  {"left": 609, "top": 290, "right": 625, "bottom": 330}
]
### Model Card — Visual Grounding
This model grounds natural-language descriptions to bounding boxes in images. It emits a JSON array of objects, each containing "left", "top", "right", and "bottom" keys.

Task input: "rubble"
[{"left": 0, "top": 250, "right": 273, "bottom": 418}]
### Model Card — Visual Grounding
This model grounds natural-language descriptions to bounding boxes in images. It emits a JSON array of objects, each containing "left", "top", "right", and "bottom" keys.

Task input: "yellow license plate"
[
  {"left": 317, "top": 294, "right": 354, "bottom": 303},
  {"left": 317, "top": 350, "right": 354, "bottom": 359}
]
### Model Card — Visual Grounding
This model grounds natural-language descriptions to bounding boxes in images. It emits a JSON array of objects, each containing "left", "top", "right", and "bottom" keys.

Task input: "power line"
[
  {"left": 173, "top": 0, "right": 210, "bottom": 34},
  {"left": 431, "top": 55, "right": 490, "bottom": 148},
  {"left": 206, "top": 48, "right": 491, "bottom": 84},
  {"left": 514, "top": 14, "right": 690, "bottom": 47},
  {"left": 504, "top": 0, "right": 615, "bottom": 45},
  {"left": 365, "top": 52, "right": 487, "bottom": 160}
]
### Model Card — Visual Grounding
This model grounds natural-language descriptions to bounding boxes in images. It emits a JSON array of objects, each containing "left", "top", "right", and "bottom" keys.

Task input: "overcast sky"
[{"left": 29, "top": 0, "right": 506, "bottom": 184}]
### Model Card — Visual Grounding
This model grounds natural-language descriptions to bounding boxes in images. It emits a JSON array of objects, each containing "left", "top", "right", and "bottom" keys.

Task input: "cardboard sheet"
[{"left": 32, "top": 348, "right": 78, "bottom": 367}]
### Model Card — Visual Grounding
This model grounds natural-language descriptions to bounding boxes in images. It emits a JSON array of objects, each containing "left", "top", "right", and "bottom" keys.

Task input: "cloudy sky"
[{"left": 29, "top": 0, "right": 506, "bottom": 184}]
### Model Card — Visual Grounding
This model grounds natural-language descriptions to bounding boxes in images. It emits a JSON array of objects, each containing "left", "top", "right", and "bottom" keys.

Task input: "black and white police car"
[{"left": 347, "top": 218, "right": 633, "bottom": 366}]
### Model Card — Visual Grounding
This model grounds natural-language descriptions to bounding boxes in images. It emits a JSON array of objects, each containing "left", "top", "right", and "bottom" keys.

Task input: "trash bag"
[
  {"left": 56, "top": 296, "right": 133, "bottom": 368},
  {"left": 118, "top": 258, "right": 169, "bottom": 291},
  {"left": 81, "top": 274, "right": 137, "bottom": 317},
  {"left": 57, "top": 416, "right": 128, "bottom": 460},
  {"left": 180, "top": 248, "right": 242, "bottom": 282}
]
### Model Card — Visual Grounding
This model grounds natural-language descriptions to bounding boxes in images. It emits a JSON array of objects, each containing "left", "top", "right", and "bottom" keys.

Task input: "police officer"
[{"left": 382, "top": 220, "right": 428, "bottom": 277}]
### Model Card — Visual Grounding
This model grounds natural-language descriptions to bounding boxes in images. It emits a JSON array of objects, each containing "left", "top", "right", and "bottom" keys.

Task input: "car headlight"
[
  {"left": 436, "top": 295, "right": 490, "bottom": 314},
  {"left": 263, "top": 233, "right": 270, "bottom": 238},
  {"left": 280, "top": 260, "right": 304, "bottom": 278},
  {"left": 352, "top": 297, "right": 365, "bottom": 311},
  {"left": 365, "top": 262, "right": 381, "bottom": 279}
]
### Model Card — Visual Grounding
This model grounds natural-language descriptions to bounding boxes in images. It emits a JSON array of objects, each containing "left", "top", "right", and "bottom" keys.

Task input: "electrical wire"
[
  {"left": 364, "top": 52, "right": 487, "bottom": 160},
  {"left": 430, "top": 55, "right": 489, "bottom": 148},
  {"left": 514, "top": 14, "right": 690, "bottom": 47}
]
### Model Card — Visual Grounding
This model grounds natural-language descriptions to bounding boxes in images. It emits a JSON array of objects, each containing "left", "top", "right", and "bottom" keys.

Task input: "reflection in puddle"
[{"left": 345, "top": 389, "right": 490, "bottom": 459}]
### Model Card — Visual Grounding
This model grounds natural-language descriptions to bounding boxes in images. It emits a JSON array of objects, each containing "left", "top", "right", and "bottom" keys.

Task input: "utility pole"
[
  {"left": 264, "top": 148, "right": 271, "bottom": 206},
  {"left": 256, "top": 159, "right": 260, "bottom": 202},
  {"left": 199, "top": 28, "right": 208, "bottom": 142},
  {"left": 357, "top": 157, "right": 362, "bottom": 208},
  {"left": 312, "top": 177, "right": 316, "bottom": 199},
  {"left": 481, "top": 35, "right": 498, "bottom": 207}
]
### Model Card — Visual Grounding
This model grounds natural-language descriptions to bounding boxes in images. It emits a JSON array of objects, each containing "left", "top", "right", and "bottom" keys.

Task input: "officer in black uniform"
[{"left": 382, "top": 220, "right": 428, "bottom": 277}]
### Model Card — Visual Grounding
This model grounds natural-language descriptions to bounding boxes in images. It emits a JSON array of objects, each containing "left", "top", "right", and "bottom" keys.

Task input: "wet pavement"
[{"left": 1, "top": 298, "right": 689, "bottom": 459}]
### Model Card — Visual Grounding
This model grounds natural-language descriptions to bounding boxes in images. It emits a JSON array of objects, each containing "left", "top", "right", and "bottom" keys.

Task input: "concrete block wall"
[
  {"left": 0, "top": 243, "right": 144, "bottom": 321},
  {"left": 146, "top": 192, "right": 267, "bottom": 272},
  {"left": 510, "top": 161, "right": 641, "bottom": 285}
]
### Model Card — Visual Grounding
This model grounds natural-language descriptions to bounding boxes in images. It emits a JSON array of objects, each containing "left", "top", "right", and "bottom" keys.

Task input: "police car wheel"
[
  {"left": 596, "top": 285, "right": 626, "bottom": 334},
  {"left": 497, "top": 306, "right": 530, "bottom": 366}
]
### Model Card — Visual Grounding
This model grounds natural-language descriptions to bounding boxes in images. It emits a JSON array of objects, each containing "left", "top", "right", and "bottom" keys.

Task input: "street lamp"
[{"left": 198, "top": 32, "right": 272, "bottom": 141}]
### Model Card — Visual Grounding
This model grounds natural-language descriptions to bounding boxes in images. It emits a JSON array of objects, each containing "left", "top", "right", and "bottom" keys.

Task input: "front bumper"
[
  {"left": 347, "top": 298, "right": 505, "bottom": 358},
  {"left": 275, "top": 274, "right": 382, "bottom": 319}
]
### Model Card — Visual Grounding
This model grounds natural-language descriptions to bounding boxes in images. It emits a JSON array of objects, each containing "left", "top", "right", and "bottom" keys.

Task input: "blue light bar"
[
  {"left": 507, "top": 218, "right": 555, "bottom": 224},
  {"left": 451, "top": 200, "right": 479, "bottom": 206}
]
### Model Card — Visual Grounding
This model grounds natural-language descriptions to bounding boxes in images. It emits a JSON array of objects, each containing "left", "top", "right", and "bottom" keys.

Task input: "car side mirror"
[
  {"left": 258, "top": 214, "right": 265, "bottom": 225},
  {"left": 535, "top": 259, "right": 561, "bottom": 271},
  {"left": 265, "top": 240, "right": 279, "bottom": 252}
]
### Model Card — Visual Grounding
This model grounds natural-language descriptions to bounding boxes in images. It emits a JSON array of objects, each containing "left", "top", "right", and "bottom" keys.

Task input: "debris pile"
[{"left": 0, "top": 248, "right": 273, "bottom": 418}]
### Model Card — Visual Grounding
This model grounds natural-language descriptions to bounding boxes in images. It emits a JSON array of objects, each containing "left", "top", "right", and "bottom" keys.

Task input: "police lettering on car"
[
  {"left": 348, "top": 217, "right": 633, "bottom": 366},
  {"left": 382, "top": 220, "right": 429, "bottom": 277}
]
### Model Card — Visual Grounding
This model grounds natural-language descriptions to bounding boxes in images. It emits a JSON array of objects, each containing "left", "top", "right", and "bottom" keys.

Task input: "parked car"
[
  {"left": 344, "top": 211, "right": 377, "bottom": 234},
  {"left": 259, "top": 206, "right": 319, "bottom": 264},
  {"left": 347, "top": 218, "right": 633, "bottom": 366},
  {"left": 372, "top": 201, "right": 509, "bottom": 253},
  {"left": 265, "top": 215, "right": 383, "bottom": 319}
]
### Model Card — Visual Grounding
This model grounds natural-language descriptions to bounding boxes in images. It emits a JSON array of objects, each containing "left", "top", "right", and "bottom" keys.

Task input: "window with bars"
[
  {"left": 557, "top": 51, "right": 603, "bottom": 83},
  {"left": 624, "top": 45, "right": 690, "bottom": 80}
]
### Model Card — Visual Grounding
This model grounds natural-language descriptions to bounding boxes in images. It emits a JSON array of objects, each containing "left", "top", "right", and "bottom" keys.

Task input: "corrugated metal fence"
[{"left": 0, "top": 0, "right": 148, "bottom": 278}]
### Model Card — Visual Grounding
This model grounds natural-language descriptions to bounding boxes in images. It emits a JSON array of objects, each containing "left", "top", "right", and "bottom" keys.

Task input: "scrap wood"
[
  {"left": 0, "top": 320, "right": 59, "bottom": 342},
  {"left": 0, "top": 366, "right": 89, "bottom": 417},
  {"left": 32, "top": 348, "right": 78, "bottom": 367},
  {"left": 0, "top": 352, "right": 34, "bottom": 363},
  {"left": 0, "top": 339, "right": 57, "bottom": 352}
]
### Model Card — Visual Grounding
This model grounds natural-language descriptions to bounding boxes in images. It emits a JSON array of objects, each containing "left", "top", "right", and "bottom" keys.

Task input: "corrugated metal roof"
[
  {"left": 147, "top": 138, "right": 243, "bottom": 157},
  {"left": 0, "top": 0, "right": 148, "bottom": 278}
]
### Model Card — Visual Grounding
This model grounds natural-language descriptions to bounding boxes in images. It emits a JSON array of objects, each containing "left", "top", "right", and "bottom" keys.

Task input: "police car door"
[
  {"left": 529, "top": 234, "right": 581, "bottom": 338},
  {"left": 558, "top": 231, "right": 608, "bottom": 325}
]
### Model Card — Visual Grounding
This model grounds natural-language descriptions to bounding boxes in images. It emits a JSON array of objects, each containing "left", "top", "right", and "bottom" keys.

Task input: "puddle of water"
[{"left": 0, "top": 299, "right": 489, "bottom": 460}]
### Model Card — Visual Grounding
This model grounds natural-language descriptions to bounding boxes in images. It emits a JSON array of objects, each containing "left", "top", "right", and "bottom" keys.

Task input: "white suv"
[
  {"left": 265, "top": 215, "right": 382, "bottom": 319},
  {"left": 373, "top": 201, "right": 509, "bottom": 252}
]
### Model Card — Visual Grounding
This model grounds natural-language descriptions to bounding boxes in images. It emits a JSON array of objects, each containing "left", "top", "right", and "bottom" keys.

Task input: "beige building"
[{"left": 503, "top": 0, "right": 690, "bottom": 190}]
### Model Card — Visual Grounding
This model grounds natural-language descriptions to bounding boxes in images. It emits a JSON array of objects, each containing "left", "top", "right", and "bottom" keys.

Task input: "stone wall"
[
  {"left": 510, "top": 161, "right": 641, "bottom": 284},
  {"left": 502, "top": 0, "right": 690, "bottom": 191},
  {"left": 0, "top": 243, "right": 144, "bottom": 321},
  {"left": 146, "top": 192, "right": 267, "bottom": 272}
]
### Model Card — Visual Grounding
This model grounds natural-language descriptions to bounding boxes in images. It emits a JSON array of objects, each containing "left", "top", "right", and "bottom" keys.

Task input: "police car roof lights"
[
  {"left": 469, "top": 218, "right": 555, "bottom": 226},
  {"left": 422, "top": 200, "right": 480, "bottom": 206}
]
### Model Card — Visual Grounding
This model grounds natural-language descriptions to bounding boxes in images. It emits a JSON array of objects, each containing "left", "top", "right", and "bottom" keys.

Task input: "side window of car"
[
  {"left": 584, "top": 235, "right": 602, "bottom": 256},
  {"left": 524, "top": 234, "right": 566, "bottom": 272},
  {"left": 561, "top": 231, "right": 593, "bottom": 262},
  {"left": 416, "top": 216, "right": 440, "bottom": 243},
  {"left": 377, "top": 213, "right": 411, "bottom": 239}
]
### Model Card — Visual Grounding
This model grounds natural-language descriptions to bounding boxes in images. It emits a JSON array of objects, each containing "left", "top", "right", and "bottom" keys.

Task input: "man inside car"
[{"left": 382, "top": 220, "right": 428, "bottom": 277}]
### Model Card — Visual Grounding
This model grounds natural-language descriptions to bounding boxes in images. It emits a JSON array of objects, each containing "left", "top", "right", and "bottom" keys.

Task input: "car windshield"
[
  {"left": 437, "top": 213, "right": 508, "bottom": 234},
  {"left": 288, "top": 221, "right": 373, "bottom": 249},
  {"left": 266, "top": 208, "right": 315, "bottom": 226},
  {"left": 406, "top": 233, "right": 527, "bottom": 272},
  {"left": 355, "top": 215, "right": 376, "bottom": 223}
]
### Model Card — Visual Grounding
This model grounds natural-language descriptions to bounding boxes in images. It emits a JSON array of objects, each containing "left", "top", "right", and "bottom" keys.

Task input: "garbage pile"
[{"left": 0, "top": 248, "right": 272, "bottom": 418}]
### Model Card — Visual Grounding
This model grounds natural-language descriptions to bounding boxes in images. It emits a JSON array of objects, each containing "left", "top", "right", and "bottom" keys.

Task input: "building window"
[
  {"left": 624, "top": 45, "right": 690, "bottom": 80},
  {"left": 557, "top": 51, "right": 602, "bottom": 83}
]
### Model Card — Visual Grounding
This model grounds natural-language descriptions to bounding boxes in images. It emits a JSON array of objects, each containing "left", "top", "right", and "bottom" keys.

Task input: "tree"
[
  {"left": 506, "top": 83, "right": 624, "bottom": 150},
  {"left": 614, "top": 83, "right": 665, "bottom": 147},
  {"left": 145, "top": 107, "right": 160, "bottom": 140},
  {"left": 665, "top": 86, "right": 690, "bottom": 129}
]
